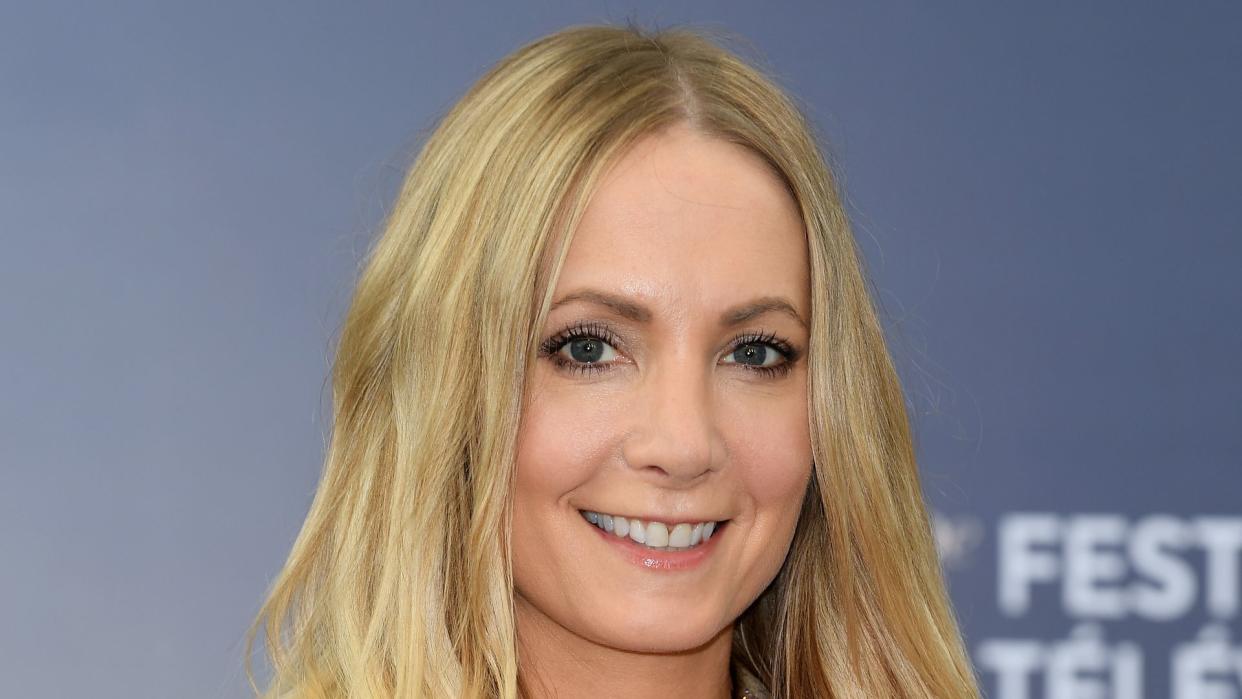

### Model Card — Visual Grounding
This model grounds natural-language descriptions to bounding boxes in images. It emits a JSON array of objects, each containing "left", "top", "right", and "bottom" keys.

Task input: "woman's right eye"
[
  {"left": 557, "top": 336, "right": 620, "bottom": 366},
  {"left": 539, "top": 323, "right": 624, "bottom": 377},
  {"left": 545, "top": 335, "right": 620, "bottom": 376}
]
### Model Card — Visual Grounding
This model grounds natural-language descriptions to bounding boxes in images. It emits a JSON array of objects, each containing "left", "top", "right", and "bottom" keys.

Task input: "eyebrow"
[{"left": 549, "top": 288, "right": 808, "bottom": 330}]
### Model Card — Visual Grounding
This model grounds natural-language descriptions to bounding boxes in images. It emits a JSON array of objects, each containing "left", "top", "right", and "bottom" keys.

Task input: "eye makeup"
[{"left": 537, "top": 319, "right": 803, "bottom": 379}]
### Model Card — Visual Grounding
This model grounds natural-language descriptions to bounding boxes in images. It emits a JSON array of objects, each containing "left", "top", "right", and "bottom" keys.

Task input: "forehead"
[{"left": 555, "top": 125, "right": 809, "bottom": 314}]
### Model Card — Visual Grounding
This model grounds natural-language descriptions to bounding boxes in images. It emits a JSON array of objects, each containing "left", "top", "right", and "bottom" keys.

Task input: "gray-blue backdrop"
[{"left": 2, "top": 2, "right": 1238, "bottom": 697}]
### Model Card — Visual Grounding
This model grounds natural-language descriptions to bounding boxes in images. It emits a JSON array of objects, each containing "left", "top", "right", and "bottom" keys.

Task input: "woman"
[{"left": 246, "top": 22, "right": 981, "bottom": 698}]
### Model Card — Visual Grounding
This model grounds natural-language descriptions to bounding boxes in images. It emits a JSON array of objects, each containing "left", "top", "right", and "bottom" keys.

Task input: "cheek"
[
  {"left": 510, "top": 375, "right": 647, "bottom": 645},
  {"left": 721, "top": 386, "right": 813, "bottom": 584},
  {"left": 725, "top": 386, "right": 812, "bottom": 505},
  {"left": 513, "top": 378, "right": 625, "bottom": 501}
]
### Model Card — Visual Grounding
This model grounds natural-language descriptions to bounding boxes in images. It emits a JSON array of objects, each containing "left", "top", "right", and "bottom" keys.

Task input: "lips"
[{"left": 578, "top": 508, "right": 730, "bottom": 572}]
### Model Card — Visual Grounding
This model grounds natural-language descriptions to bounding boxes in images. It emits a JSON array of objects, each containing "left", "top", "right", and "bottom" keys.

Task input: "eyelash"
[{"left": 537, "top": 320, "right": 802, "bottom": 380}]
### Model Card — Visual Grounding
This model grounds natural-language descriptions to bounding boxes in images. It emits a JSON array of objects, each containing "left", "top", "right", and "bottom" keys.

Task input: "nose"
[{"left": 621, "top": 356, "right": 721, "bottom": 485}]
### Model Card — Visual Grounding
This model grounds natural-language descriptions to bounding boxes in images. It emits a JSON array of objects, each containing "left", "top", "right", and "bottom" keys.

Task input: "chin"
[{"left": 580, "top": 595, "right": 729, "bottom": 653}]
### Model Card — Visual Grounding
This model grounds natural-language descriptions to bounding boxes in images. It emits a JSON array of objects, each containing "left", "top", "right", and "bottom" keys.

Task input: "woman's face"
[{"left": 512, "top": 123, "right": 813, "bottom": 654}]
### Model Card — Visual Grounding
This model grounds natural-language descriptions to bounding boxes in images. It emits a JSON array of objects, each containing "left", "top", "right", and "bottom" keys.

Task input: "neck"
[{"left": 515, "top": 594, "right": 735, "bottom": 699}]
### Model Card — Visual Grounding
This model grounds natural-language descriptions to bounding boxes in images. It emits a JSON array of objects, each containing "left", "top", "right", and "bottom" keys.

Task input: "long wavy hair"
[{"left": 244, "top": 21, "right": 980, "bottom": 699}]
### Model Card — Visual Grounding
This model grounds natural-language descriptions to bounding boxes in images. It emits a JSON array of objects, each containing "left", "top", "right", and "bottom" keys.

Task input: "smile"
[{"left": 580, "top": 510, "right": 724, "bottom": 551}]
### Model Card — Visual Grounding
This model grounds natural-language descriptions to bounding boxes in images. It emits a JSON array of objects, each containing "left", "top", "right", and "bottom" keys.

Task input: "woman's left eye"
[
  {"left": 720, "top": 338, "right": 796, "bottom": 378},
  {"left": 722, "top": 342, "right": 785, "bottom": 369}
]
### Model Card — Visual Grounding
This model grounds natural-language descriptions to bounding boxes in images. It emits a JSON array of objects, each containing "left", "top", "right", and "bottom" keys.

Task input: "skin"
[{"left": 511, "top": 122, "right": 814, "bottom": 699}]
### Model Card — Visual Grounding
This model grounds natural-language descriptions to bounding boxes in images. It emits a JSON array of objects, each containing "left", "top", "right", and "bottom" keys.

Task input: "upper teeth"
[{"left": 581, "top": 510, "right": 719, "bottom": 551}]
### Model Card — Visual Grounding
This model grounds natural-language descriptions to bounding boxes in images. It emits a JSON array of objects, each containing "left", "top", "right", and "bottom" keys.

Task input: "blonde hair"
[{"left": 245, "top": 21, "right": 980, "bottom": 699}]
